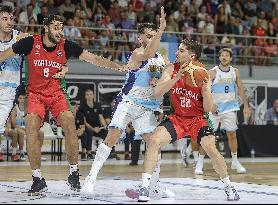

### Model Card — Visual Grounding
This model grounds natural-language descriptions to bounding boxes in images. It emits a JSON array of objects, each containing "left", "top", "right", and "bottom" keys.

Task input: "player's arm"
[
  {"left": 153, "top": 64, "right": 182, "bottom": 98},
  {"left": 235, "top": 68, "right": 251, "bottom": 118},
  {"left": 79, "top": 50, "right": 125, "bottom": 71},
  {"left": 201, "top": 77, "right": 214, "bottom": 112},
  {"left": 127, "top": 7, "right": 166, "bottom": 68}
]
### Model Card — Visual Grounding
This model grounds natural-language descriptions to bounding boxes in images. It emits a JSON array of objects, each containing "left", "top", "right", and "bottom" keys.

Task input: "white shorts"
[
  {"left": 0, "top": 87, "right": 16, "bottom": 133},
  {"left": 109, "top": 98, "right": 158, "bottom": 136},
  {"left": 210, "top": 111, "right": 238, "bottom": 132}
]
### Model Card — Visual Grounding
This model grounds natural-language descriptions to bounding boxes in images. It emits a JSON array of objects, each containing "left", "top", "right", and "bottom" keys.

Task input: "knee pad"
[{"left": 197, "top": 126, "right": 214, "bottom": 145}]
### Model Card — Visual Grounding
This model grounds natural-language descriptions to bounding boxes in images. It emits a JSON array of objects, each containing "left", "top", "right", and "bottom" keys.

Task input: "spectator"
[
  {"left": 239, "top": 27, "right": 252, "bottom": 65},
  {"left": 138, "top": 2, "right": 155, "bottom": 23},
  {"left": 108, "top": 0, "right": 121, "bottom": 25},
  {"left": 231, "top": 1, "right": 244, "bottom": 19},
  {"left": 133, "top": 0, "right": 144, "bottom": 13},
  {"left": 64, "top": 18, "right": 82, "bottom": 43},
  {"left": 173, "top": 3, "right": 187, "bottom": 22},
  {"left": 79, "top": 89, "right": 106, "bottom": 160},
  {"left": 59, "top": 0, "right": 76, "bottom": 19},
  {"left": 71, "top": 101, "right": 87, "bottom": 161},
  {"left": 263, "top": 39, "right": 278, "bottom": 66},
  {"left": 37, "top": 4, "right": 49, "bottom": 25},
  {"left": 265, "top": 99, "right": 278, "bottom": 125},
  {"left": 45, "top": 0, "right": 59, "bottom": 15},
  {"left": 127, "top": 3, "right": 137, "bottom": 26},
  {"left": 119, "top": 10, "right": 133, "bottom": 30},
  {"left": 18, "top": 3, "right": 37, "bottom": 25},
  {"left": 214, "top": 4, "right": 227, "bottom": 34},
  {"left": 188, "top": 0, "right": 199, "bottom": 18}
]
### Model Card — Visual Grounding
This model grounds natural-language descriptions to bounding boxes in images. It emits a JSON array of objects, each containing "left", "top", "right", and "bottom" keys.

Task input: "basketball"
[{"left": 182, "top": 61, "right": 209, "bottom": 87}]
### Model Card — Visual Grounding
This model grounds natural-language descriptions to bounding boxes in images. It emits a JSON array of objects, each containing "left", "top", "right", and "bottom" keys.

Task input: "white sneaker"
[
  {"left": 82, "top": 176, "right": 95, "bottom": 194},
  {"left": 224, "top": 185, "right": 240, "bottom": 201},
  {"left": 150, "top": 183, "right": 175, "bottom": 199},
  {"left": 194, "top": 161, "right": 204, "bottom": 175},
  {"left": 231, "top": 161, "right": 246, "bottom": 174}
]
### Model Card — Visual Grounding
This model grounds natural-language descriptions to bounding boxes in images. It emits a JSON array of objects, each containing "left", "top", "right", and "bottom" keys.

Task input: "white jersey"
[
  {"left": 0, "top": 29, "right": 23, "bottom": 89},
  {"left": 211, "top": 65, "right": 240, "bottom": 114},
  {"left": 15, "top": 104, "right": 25, "bottom": 127},
  {"left": 118, "top": 52, "right": 165, "bottom": 111}
]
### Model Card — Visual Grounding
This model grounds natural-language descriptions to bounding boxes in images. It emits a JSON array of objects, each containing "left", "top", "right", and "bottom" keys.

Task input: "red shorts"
[
  {"left": 25, "top": 90, "right": 71, "bottom": 121},
  {"left": 162, "top": 114, "right": 211, "bottom": 143}
]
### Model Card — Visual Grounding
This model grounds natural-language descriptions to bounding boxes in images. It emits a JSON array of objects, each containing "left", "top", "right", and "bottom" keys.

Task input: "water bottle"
[{"left": 250, "top": 148, "right": 255, "bottom": 158}]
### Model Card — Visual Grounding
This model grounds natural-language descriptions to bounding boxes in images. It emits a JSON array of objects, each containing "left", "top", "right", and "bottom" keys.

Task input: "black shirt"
[
  {"left": 79, "top": 102, "right": 103, "bottom": 127},
  {"left": 12, "top": 36, "right": 84, "bottom": 59},
  {"left": 75, "top": 110, "right": 85, "bottom": 129},
  {"left": 103, "top": 106, "right": 112, "bottom": 120}
]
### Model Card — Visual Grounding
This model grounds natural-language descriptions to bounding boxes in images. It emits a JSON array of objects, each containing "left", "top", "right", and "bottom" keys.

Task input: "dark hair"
[
  {"left": 85, "top": 89, "right": 94, "bottom": 93},
  {"left": 0, "top": 4, "right": 14, "bottom": 14},
  {"left": 43, "top": 14, "right": 64, "bottom": 26},
  {"left": 219, "top": 48, "right": 233, "bottom": 57},
  {"left": 137, "top": 23, "right": 157, "bottom": 34},
  {"left": 181, "top": 38, "right": 202, "bottom": 60}
]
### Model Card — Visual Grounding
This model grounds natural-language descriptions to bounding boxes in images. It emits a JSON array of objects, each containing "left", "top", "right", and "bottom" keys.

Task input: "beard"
[{"left": 48, "top": 31, "right": 60, "bottom": 44}]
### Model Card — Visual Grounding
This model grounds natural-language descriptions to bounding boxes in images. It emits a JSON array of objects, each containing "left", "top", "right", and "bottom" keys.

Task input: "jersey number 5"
[
  {"left": 180, "top": 97, "right": 191, "bottom": 108},
  {"left": 43, "top": 68, "right": 50, "bottom": 78}
]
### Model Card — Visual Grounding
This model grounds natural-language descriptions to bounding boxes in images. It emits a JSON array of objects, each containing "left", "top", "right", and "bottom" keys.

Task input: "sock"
[
  {"left": 231, "top": 152, "right": 238, "bottom": 163},
  {"left": 149, "top": 154, "right": 161, "bottom": 189},
  {"left": 69, "top": 164, "right": 78, "bottom": 174},
  {"left": 12, "top": 148, "right": 17, "bottom": 155},
  {"left": 32, "top": 169, "right": 42, "bottom": 179},
  {"left": 88, "top": 143, "right": 111, "bottom": 181},
  {"left": 142, "top": 173, "right": 152, "bottom": 188},
  {"left": 221, "top": 176, "right": 231, "bottom": 187},
  {"left": 197, "top": 154, "right": 205, "bottom": 164},
  {"left": 193, "top": 151, "right": 199, "bottom": 162}
]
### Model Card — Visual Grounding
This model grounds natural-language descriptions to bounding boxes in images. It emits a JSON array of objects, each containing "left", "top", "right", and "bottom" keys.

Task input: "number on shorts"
[
  {"left": 180, "top": 97, "right": 191, "bottom": 108},
  {"left": 43, "top": 68, "right": 50, "bottom": 78},
  {"left": 224, "top": 85, "right": 230, "bottom": 93}
]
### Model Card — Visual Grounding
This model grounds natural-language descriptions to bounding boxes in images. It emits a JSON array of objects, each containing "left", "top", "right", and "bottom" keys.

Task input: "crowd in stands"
[{"left": 0, "top": 0, "right": 277, "bottom": 65}]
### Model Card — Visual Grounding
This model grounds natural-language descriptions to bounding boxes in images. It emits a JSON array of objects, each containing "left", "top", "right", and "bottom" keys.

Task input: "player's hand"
[
  {"left": 162, "top": 54, "right": 171, "bottom": 66},
  {"left": 201, "top": 77, "right": 212, "bottom": 94},
  {"left": 53, "top": 65, "right": 68, "bottom": 78},
  {"left": 159, "top": 7, "right": 166, "bottom": 31},
  {"left": 150, "top": 77, "right": 159, "bottom": 87}
]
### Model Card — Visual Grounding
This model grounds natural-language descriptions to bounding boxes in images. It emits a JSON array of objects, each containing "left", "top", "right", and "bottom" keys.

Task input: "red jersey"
[
  {"left": 170, "top": 63, "right": 204, "bottom": 118},
  {"left": 25, "top": 35, "right": 67, "bottom": 94}
]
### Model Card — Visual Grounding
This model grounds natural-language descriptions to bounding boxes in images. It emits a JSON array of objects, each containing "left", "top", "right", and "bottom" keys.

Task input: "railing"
[{"left": 16, "top": 24, "right": 278, "bottom": 66}]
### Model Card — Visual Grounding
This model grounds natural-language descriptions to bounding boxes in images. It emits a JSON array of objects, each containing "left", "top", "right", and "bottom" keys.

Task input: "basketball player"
[
  {"left": 194, "top": 48, "right": 251, "bottom": 175},
  {"left": 126, "top": 39, "right": 240, "bottom": 202},
  {"left": 0, "top": 5, "right": 26, "bottom": 137},
  {"left": 82, "top": 7, "right": 174, "bottom": 199},
  {"left": 0, "top": 14, "right": 125, "bottom": 196}
]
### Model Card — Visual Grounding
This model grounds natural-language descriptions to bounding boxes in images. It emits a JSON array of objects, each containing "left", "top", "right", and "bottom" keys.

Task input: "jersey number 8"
[{"left": 43, "top": 68, "right": 50, "bottom": 78}]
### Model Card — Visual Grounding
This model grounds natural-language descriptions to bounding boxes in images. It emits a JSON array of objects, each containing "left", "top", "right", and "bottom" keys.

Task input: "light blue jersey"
[
  {"left": 118, "top": 53, "right": 165, "bottom": 111},
  {"left": 211, "top": 65, "right": 240, "bottom": 114},
  {"left": 0, "top": 29, "right": 23, "bottom": 89}
]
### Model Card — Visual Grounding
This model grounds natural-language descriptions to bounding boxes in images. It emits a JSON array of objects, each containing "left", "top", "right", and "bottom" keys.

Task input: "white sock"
[
  {"left": 149, "top": 154, "right": 161, "bottom": 189},
  {"left": 221, "top": 176, "right": 232, "bottom": 187},
  {"left": 88, "top": 143, "right": 111, "bottom": 181},
  {"left": 32, "top": 169, "right": 42, "bottom": 179},
  {"left": 231, "top": 152, "right": 238, "bottom": 163},
  {"left": 69, "top": 164, "right": 78, "bottom": 174},
  {"left": 197, "top": 154, "right": 205, "bottom": 164},
  {"left": 142, "top": 173, "right": 152, "bottom": 188},
  {"left": 12, "top": 148, "right": 17, "bottom": 155},
  {"left": 193, "top": 151, "right": 199, "bottom": 162}
]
